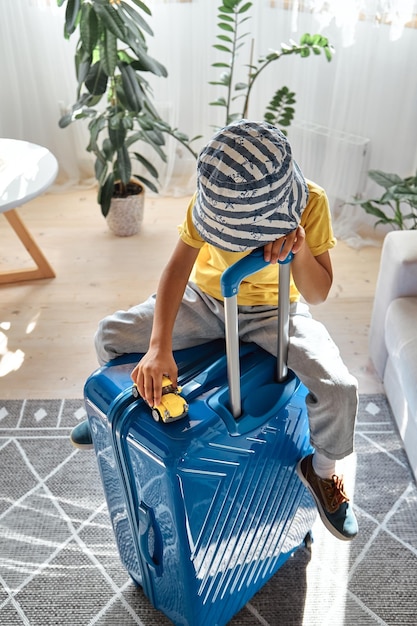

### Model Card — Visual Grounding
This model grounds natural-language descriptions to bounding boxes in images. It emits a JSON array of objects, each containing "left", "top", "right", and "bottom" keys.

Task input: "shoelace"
[{"left": 323, "top": 475, "right": 350, "bottom": 510}]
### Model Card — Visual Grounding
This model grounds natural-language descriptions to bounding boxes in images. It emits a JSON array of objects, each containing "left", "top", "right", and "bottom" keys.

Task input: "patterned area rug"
[{"left": 1, "top": 394, "right": 416, "bottom": 626}]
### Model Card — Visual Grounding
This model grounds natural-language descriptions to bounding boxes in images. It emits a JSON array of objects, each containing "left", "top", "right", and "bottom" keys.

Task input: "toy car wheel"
[
  {"left": 151, "top": 409, "right": 161, "bottom": 422},
  {"left": 132, "top": 385, "right": 140, "bottom": 399}
]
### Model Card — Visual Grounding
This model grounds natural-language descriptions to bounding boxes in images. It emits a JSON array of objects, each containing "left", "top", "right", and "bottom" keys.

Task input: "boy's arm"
[
  {"left": 263, "top": 225, "right": 333, "bottom": 305},
  {"left": 131, "top": 238, "right": 200, "bottom": 407}
]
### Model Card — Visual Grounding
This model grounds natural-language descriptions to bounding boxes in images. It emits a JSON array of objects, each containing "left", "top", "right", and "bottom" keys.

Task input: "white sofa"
[{"left": 369, "top": 230, "right": 417, "bottom": 482}]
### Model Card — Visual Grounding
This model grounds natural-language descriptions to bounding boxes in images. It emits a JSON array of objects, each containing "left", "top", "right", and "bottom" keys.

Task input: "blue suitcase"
[{"left": 83, "top": 250, "right": 316, "bottom": 626}]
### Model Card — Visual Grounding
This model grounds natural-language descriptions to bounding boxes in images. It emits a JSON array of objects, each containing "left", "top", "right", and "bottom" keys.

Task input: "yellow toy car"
[{"left": 132, "top": 376, "right": 189, "bottom": 423}]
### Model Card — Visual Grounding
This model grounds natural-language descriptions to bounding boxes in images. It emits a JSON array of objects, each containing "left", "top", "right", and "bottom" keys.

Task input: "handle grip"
[{"left": 221, "top": 248, "right": 293, "bottom": 298}]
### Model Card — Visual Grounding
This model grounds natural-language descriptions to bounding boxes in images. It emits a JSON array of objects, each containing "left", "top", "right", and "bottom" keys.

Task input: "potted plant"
[
  {"left": 349, "top": 169, "right": 417, "bottom": 230},
  {"left": 58, "top": 0, "right": 169, "bottom": 236}
]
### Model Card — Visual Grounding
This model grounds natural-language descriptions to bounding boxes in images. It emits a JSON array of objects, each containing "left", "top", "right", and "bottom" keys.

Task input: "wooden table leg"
[{"left": 0, "top": 209, "right": 56, "bottom": 284}]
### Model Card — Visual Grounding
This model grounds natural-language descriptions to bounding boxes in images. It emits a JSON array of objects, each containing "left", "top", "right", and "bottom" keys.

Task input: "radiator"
[{"left": 287, "top": 121, "right": 371, "bottom": 210}]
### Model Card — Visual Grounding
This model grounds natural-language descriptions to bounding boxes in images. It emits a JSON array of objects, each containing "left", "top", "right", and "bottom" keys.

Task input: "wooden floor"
[{"left": 0, "top": 187, "right": 384, "bottom": 399}]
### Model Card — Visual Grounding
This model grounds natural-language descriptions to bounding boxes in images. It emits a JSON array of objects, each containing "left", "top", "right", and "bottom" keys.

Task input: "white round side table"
[{"left": 0, "top": 138, "right": 58, "bottom": 284}]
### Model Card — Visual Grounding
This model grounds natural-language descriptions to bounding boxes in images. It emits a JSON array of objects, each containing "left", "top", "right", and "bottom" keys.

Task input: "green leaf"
[
  {"left": 238, "top": 2, "right": 252, "bottom": 13},
  {"left": 209, "top": 98, "right": 227, "bottom": 107},
  {"left": 94, "top": 154, "right": 108, "bottom": 186},
  {"left": 119, "top": 62, "right": 143, "bottom": 113},
  {"left": 94, "top": 3, "right": 126, "bottom": 42},
  {"left": 129, "top": 0, "right": 152, "bottom": 17},
  {"left": 393, "top": 192, "right": 417, "bottom": 208},
  {"left": 79, "top": 3, "right": 98, "bottom": 54},
  {"left": 217, "top": 34, "right": 233, "bottom": 43},
  {"left": 116, "top": 144, "right": 132, "bottom": 186},
  {"left": 227, "top": 112, "right": 242, "bottom": 123},
  {"left": 102, "top": 138, "right": 114, "bottom": 161},
  {"left": 126, "top": 32, "right": 168, "bottom": 76},
  {"left": 223, "top": 0, "right": 241, "bottom": 9},
  {"left": 64, "top": 0, "right": 80, "bottom": 36},
  {"left": 108, "top": 123, "right": 127, "bottom": 151},
  {"left": 213, "top": 44, "right": 232, "bottom": 53},
  {"left": 85, "top": 61, "right": 108, "bottom": 96},
  {"left": 369, "top": 170, "right": 404, "bottom": 190},
  {"left": 133, "top": 152, "right": 159, "bottom": 178},
  {"left": 312, "top": 34, "right": 324, "bottom": 45},
  {"left": 99, "top": 172, "right": 115, "bottom": 217},
  {"left": 218, "top": 23, "right": 234, "bottom": 32},
  {"left": 218, "top": 14, "right": 235, "bottom": 23},
  {"left": 101, "top": 29, "right": 118, "bottom": 77},
  {"left": 58, "top": 112, "right": 73, "bottom": 128},
  {"left": 133, "top": 174, "right": 159, "bottom": 194},
  {"left": 357, "top": 201, "right": 394, "bottom": 222},
  {"left": 300, "top": 33, "right": 312, "bottom": 45},
  {"left": 324, "top": 46, "right": 333, "bottom": 62},
  {"left": 120, "top": 1, "right": 154, "bottom": 37},
  {"left": 87, "top": 115, "right": 106, "bottom": 152},
  {"left": 75, "top": 47, "right": 92, "bottom": 85}
]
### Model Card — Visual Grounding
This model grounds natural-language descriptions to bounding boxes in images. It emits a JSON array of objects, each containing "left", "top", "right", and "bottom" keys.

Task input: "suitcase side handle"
[
  {"left": 138, "top": 502, "right": 163, "bottom": 576},
  {"left": 220, "top": 247, "right": 294, "bottom": 418}
]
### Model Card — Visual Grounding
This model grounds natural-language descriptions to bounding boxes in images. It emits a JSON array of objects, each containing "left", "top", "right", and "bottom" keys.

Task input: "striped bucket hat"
[{"left": 192, "top": 120, "right": 309, "bottom": 252}]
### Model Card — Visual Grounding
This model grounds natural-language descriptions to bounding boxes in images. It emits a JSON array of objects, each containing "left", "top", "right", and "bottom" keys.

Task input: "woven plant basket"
[{"left": 106, "top": 185, "right": 145, "bottom": 237}]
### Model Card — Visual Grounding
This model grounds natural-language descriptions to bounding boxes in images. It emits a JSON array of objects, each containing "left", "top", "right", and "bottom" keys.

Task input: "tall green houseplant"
[
  {"left": 159, "top": 0, "right": 335, "bottom": 160},
  {"left": 58, "top": 0, "right": 168, "bottom": 217},
  {"left": 210, "top": 0, "right": 334, "bottom": 131}
]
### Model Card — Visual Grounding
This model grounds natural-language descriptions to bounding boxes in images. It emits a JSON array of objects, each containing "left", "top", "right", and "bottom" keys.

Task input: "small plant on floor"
[{"left": 349, "top": 170, "right": 417, "bottom": 230}]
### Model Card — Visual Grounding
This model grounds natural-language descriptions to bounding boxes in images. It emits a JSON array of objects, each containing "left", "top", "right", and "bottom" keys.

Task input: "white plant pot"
[{"left": 106, "top": 187, "right": 145, "bottom": 237}]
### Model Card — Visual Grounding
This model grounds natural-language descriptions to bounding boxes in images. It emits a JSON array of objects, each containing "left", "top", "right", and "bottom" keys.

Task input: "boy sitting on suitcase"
[{"left": 71, "top": 120, "right": 359, "bottom": 541}]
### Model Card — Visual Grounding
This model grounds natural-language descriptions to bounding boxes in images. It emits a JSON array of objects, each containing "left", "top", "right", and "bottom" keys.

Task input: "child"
[{"left": 72, "top": 120, "right": 358, "bottom": 541}]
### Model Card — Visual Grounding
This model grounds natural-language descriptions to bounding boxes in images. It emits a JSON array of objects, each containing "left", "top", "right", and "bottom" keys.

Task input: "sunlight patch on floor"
[
  {"left": 302, "top": 454, "right": 358, "bottom": 625},
  {"left": 0, "top": 328, "right": 25, "bottom": 377}
]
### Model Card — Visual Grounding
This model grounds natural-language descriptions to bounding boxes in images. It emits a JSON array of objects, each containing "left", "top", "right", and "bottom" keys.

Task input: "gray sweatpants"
[{"left": 95, "top": 282, "right": 358, "bottom": 460}]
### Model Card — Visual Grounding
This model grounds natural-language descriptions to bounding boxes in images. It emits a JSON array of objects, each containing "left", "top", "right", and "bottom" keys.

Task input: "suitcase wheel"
[{"left": 304, "top": 531, "right": 313, "bottom": 550}]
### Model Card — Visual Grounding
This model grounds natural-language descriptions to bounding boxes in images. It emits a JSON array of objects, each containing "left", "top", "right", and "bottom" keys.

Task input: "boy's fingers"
[{"left": 130, "top": 357, "right": 178, "bottom": 407}]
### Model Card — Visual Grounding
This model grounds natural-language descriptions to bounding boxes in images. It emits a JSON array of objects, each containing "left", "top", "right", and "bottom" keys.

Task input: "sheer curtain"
[
  {"left": 0, "top": 1, "right": 94, "bottom": 188},
  {"left": 1, "top": 0, "right": 416, "bottom": 240}
]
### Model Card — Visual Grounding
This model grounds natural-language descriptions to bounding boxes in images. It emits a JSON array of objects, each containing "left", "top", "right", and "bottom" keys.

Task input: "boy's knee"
[
  {"left": 334, "top": 373, "right": 359, "bottom": 410},
  {"left": 94, "top": 317, "right": 114, "bottom": 365}
]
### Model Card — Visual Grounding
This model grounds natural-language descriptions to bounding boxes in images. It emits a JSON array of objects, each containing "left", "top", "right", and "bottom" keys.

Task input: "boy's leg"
[
  {"left": 239, "top": 302, "right": 358, "bottom": 459},
  {"left": 71, "top": 283, "right": 226, "bottom": 449},
  {"left": 239, "top": 302, "right": 358, "bottom": 540},
  {"left": 95, "top": 282, "right": 226, "bottom": 365}
]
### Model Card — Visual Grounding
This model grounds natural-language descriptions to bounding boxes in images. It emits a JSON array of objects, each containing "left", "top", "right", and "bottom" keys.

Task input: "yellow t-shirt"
[{"left": 178, "top": 180, "right": 336, "bottom": 305}]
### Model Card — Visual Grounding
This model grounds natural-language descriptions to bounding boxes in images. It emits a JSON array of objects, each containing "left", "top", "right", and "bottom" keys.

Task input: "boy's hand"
[
  {"left": 131, "top": 349, "right": 178, "bottom": 408},
  {"left": 263, "top": 226, "right": 305, "bottom": 264}
]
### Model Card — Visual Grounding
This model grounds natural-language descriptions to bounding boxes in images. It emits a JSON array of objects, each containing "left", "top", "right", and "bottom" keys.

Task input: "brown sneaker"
[{"left": 297, "top": 454, "right": 358, "bottom": 541}]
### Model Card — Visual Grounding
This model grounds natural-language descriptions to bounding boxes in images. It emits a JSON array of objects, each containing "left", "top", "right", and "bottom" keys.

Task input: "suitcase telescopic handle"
[{"left": 220, "top": 247, "right": 294, "bottom": 418}]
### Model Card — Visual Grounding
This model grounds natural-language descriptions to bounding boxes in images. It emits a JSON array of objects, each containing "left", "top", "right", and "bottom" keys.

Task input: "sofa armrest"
[{"left": 369, "top": 230, "right": 417, "bottom": 379}]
